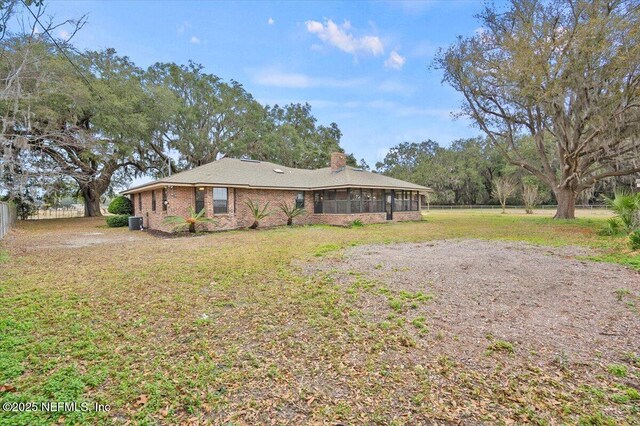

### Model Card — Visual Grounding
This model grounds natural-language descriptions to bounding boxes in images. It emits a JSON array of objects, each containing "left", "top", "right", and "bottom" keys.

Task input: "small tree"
[
  {"left": 163, "top": 207, "right": 217, "bottom": 233},
  {"left": 492, "top": 177, "right": 517, "bottom": 214},
  {"left": 245, "top": 200, "right": 271, "bottom": 229},
  {"left": 278, "top": 202, "right": 305, "bottom": 226},
  {"left": 424, "top": 192, "right": 431, "bottom": 212},
  {"left": 522, "top": 183, "right": 540, "bottom": 215}
]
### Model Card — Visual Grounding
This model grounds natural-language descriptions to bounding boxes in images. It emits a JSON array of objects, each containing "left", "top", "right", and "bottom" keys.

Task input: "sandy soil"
[{"left": 308, "top": 240, "right": 640, "bottom": 368}]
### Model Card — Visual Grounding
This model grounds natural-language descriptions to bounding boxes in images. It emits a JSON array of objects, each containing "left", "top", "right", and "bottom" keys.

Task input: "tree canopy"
[{"left": 0, "top": 2, "right": 354, "bottom": 216}]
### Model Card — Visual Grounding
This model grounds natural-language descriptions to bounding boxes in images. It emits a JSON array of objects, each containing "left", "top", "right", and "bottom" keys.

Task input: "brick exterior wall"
[{"left": 131, "top": 186, "right": 421, "bottom": 232}]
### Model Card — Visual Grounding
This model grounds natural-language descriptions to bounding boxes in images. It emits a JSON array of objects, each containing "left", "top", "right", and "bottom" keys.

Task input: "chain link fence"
[
  {"left": 25, "top": 206, "right": 85, "bottom": 220},
  {"left": 422, "top": 204, "right": 607, "bottom": 211}
]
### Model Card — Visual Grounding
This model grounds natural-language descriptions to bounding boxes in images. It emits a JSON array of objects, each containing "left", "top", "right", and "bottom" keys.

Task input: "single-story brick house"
[{"left": 122, "top": 152, "right": 431, "bottom": 232}]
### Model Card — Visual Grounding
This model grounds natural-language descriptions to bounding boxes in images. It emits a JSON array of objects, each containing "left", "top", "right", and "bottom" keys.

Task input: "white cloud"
[
  {"left": 305, "top": 19, "right": 384, "bottom": 57},
  {"left": 252, "top": 69, "right": 367, "bottom": 89},
  {"left": 190, "top": 36, "right": 201, "bottom": 44},
  {"left": 177, "top": 21, "right": 191, "bottom": 34},
  {"left": 58, "top": 29, "right": 69, "bottom": 39},
  {"left": 268, "top": 17, "right": 274, "bottom": 25},
  {"left": 384, "top": 50, "right": 406, "bottom": 70}
]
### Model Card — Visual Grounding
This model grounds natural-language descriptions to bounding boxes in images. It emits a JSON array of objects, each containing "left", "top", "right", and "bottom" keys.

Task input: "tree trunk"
[
  {"left": 80, "top": 185, "right": 103, "bottom": 217},
  {"left": 287, "top": 218, "right": 293, "bottom": 226},
  {"left": 554, "top": 188, "right": 577, "bottom": 219}
]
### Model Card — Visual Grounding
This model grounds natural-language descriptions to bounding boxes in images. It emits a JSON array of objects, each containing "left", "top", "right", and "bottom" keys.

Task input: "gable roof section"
[{"left": 122, "top": 157, "right": 431, "bottom": 194}]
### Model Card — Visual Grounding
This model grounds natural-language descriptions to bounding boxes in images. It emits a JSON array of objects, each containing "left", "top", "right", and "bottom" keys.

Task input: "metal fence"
[
  {"left": 0, "top": 201, "right": 17, "bottom": 240},
  {"left": 25, "top": 207, "right": 85, "bottom": 220},
  {"left": 422, "top": 204, "right": 608, "bottom": 211}
]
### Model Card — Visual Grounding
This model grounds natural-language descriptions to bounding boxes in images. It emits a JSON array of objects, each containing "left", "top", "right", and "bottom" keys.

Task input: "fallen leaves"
[
  {"left": 0, "top": 384, "right": 16, "bottom": 392},
  {"left": 133, "top": 394, "right": 149, "bottom": 407}
]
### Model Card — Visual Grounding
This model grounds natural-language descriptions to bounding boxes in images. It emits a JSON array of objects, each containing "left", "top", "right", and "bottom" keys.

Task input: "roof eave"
[{"left": 122, "top": 182, "right": 433, "bottom": 195}]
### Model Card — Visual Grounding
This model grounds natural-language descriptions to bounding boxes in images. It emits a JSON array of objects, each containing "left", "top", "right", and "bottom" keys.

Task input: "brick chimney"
[{"left": 330, "top": 152, "right": 347, "bottom": 172}]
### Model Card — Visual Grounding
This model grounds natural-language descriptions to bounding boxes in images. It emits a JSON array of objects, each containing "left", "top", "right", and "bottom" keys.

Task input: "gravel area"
[{"left": 308, "top": 239, "right": 640, "bottom": 367}]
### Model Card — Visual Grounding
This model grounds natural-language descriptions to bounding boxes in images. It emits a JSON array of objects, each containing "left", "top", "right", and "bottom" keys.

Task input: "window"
[
  {"left": 195, "top": 188, "right": 205, "bottom": 215},
  {"left": 162, "top": 188, "right": 167, "bottom": 212},
  {"left": 349, "top": 189, "right": 362, "bottom": 213},
  {"left": 336, "top": 189, "right": 348, "bottom": 214},
  {"left": 295, "top": 192, "right": 305, "bottom": 209},
  {"left": 151, "top": 190, "right": 156, "bottom": 212},
  {"left": 362, "top": 189, "right": 372, "bottom": 213},
  {"left": 324, "top": 190, "right": 336, "bottom": 214},
  {"left": 372, "top": 189, "right": 384, "bottom": 213},
  {"left": 314, "top": 191, "right": 324, "bottom": 214},
  {"left": 313, "top": 189, "right": 390, "bottom": 214},
  {"left": 213, "top": 187, "right": 228, "bottom": 214},
  {"left": 391, "top": 191, "right": 418, "bottom": 211},
  {"left": 138, "top": 193, "right": 142, "bottom": 212}
]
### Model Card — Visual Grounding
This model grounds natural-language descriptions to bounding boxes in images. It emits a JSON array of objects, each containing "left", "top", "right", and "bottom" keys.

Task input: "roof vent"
[
  {"left": 241, "top": 158, "right": 260, "bottom": 163},
  {"left": 273, "top": 168, "right": 284, "bottom": 174}
]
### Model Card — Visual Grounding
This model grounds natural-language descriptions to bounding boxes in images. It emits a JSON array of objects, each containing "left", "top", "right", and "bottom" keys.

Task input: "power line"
[{"left": 20, "top": 0, "right": 99, "bottom": 97}]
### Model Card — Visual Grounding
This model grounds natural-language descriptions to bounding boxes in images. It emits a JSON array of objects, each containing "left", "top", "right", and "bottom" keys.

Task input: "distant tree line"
[
  {"left": 0, "top": 2, "right": 356, "bottom": 216},
  {"left": 376, "top": 138, "right": 638, "bottom": 207}
]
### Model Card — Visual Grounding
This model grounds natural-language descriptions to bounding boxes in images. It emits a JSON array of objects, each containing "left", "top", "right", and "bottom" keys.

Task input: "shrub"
[
  {"left": 163, "top": 207, "right": 217, "bottom": 233},
  {"left": 603, "top": 191, "right": 640, "bottom": 233},
  {"left": 108, "top": 196, "right": 133, "bottom": 215},
  {"left": 106, "top": 214, "right": 129, "bottom": 227},
  {"left": 245, "top": 200, "right": 271, "bottom": 229},
  {"left": 278, "top": 202, "right": 305, "bottom": 226},
  {"left": 599, "top": 218, "right": 624, "bottom": 236},
  {"left": 522, "top": 183, "right": 540, "bottom": 214},
  {"left": 629, "top": 230, "right": 640, "bottom": 250},
  {"left": 350, "top": 219, "right": 364, "bottom": 228}
]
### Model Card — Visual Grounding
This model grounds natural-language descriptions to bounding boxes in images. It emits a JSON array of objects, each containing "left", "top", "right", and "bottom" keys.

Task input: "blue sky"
[{"left": 46, "top": 0, "right": 487, "bottom": 167}]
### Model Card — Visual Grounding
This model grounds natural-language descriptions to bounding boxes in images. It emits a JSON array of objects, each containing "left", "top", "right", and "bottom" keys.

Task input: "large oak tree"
[{"left": 436, "top": 0, "right": 640, "bottom": 218}]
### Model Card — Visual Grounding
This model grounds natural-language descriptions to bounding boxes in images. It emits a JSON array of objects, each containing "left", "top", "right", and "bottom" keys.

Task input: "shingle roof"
[{"left": 122, "top": 157, "right": 431, "bottom": 194}]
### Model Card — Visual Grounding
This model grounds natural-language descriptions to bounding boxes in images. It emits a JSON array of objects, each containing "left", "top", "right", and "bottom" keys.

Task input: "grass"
[
  {"left": 0, "top": 211, "right": 638, "bottom": 424},
  {"left": 487, "top": 339, "right": 515, "bottom": 354},
  {"left": 607, "top": 364, "right": 628, "bottom": 378}
]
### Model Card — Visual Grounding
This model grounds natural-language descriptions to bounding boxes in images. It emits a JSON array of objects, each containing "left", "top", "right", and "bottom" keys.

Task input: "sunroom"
[{"left": 312, "top": 188, "right": 421, "bottom": 215}]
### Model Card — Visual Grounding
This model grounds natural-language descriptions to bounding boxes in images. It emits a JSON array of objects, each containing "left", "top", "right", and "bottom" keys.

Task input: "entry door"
[{"left": 385, "top": 190, "right": 394, "bottom": 220}]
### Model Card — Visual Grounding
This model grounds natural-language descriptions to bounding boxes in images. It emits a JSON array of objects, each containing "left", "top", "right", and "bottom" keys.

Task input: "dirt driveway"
[
  {"left": 3, "top": 217, "right": 152, "bottom": 251},
  {"left": 309, "top": 239, "right": 640, "bottom": 368}
]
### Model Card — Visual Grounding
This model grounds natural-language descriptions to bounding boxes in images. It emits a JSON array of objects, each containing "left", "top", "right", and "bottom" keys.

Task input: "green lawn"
[{"left": 0, "top": 212, "right": 638, "bottom": 425}]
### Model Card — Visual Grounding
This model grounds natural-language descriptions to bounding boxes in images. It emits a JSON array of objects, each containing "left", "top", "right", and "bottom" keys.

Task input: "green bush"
[
  {"left": 599, "top": 218, "right": 624, "bottom": 236},
  {"left": 108, "top": 196, "right": 133, "bottom": 215},
  {"left": 106, "top": 214, "right": 129, "bottom": 227},
  {"left": 629, "top": 230, "right": 640, "bottom": 250},
  {"left": 603, "top": 192, "right": 640, "bottom": 233}
]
